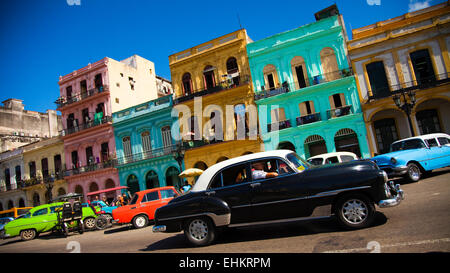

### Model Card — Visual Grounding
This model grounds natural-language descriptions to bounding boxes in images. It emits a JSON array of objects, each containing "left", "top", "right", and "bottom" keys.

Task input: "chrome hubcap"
[
  {"left": 85, "top": 218, "right": 95, "bottom": 228},
  {"left": 189, "top": 219, "right": 208, "bottom": 241},
  {"left": 342, "top": 199, "right": 367, "bottom": 224},
  {"left": 23, "top": 230, "right": 34, "bottom": 239},
  {"left": 136, "top": 217, "right": 146, "bottom": 227},
  {"left": 409, "top": 165, "right": 420, "bottom": 180}
]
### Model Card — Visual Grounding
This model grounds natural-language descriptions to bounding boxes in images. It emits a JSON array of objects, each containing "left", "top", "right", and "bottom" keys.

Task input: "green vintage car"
[{"left": 0, "top": 202, "right": 97, "bottom": 241}]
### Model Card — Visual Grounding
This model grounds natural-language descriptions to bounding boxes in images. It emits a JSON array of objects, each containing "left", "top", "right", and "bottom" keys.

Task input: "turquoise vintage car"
[
  {"left": 371, "top": 133, "right": 450, "bottom": 182},
  {"left": 0, "top": 202, "right": 97, "bottom": 241}
]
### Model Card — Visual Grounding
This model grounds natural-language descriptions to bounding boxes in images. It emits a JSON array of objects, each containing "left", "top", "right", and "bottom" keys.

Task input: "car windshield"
[
  {"left": 129, "top": 194, "right": 139, "bottom": 205},
  {"left": 286, "top": 153, "right": 310, "bottom": 172},
  {"left": 391, "top": 139, "right": 426, "bottom": 152}
]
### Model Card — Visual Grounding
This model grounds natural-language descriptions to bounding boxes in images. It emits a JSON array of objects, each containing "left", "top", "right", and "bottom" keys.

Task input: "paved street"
[{"left": 1, "top": 167, "right": 449, "bottom": 254}]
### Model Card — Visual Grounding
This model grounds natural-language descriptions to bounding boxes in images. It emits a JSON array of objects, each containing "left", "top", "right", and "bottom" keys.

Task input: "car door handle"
[
  {"left": 206, "top": 191, "right": 215, "bottom": 196},
  {"left": 250, "top": 182, "right": 261, "bottom": 188}
]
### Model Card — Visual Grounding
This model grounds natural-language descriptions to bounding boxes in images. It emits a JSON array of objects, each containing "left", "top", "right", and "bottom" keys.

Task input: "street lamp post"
[
  {"left": 173, "top": 142, "right": 186, "bottom": 186},
  {"left": 393, "top": 90, "right": 416, "bottom": 137}
]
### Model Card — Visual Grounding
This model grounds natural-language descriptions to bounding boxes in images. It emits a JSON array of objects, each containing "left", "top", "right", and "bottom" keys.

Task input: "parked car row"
[
  {"left": 152, "top": 133, "right": 449, "bottom": 247},
  {"left": 0, "top": 186, "right": 180, "bottom": 241}
]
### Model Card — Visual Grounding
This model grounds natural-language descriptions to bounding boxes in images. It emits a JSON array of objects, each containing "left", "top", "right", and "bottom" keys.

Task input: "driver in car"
[{"left": 252, "top": 161, "right": 279, "bottom": 180}]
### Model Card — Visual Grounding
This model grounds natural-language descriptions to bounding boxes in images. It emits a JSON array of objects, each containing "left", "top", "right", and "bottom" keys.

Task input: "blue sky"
[{"left": 0, "top": 0, "right": 445, "bottom": 113}]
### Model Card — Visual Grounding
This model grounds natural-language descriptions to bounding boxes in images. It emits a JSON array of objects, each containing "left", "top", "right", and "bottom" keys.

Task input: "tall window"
[
  {"left": 366, "top": 61, "right": 390, "bottom": 98},
  {"left": 161, "top": 126, "right": 172, "bottom": 148},
  {"left": 29, "top": 161, "right": 36, "bottom": 178},
  {"left": 94, "top": 73, "right": 103, "bottom": 89},
  {"left": 66, "top": 86, "right": 72, "bottom": 99},
  {"left": 4, "top": 169, "right": 10, "bottom": 188},
  {"left": 54, "top": 155, "right": 62, "bottom": 175},
  {"left": 141, "top": 131, "right": 152, "bottom": 156},
  {"left": 374, "top": 118, "right": 398, "bottom": 154},
  {"left": 226, "top": 57, "right": 240, "bottom": 86},
  {"left": 41, "top": 158, "right": 49, "bottom": 178},
  {"left": 122, "top": 137, "right": 132, "bottom": 162},
  {"left": 234, "top": 104, "right": 248, "bottom": 139},
  {"left": 299, "top": 101, "right": 315, "bottom": 116},
  {"left": 263, "top": 64, "right": 278, "bottom": 90},
  {"left": 101, "top": 142, "right": 109, "bottom": 161},
  {"left": 71, "top": 151, "right": 78, "bottom": 169},
  {"left": 320, "top": 47, "right": 339, "bottom": 81},
  {"left": 80, "top": 80, "right": 87, "bottom": 94},
  {"left": 85, "top": 146, "right": 94, "bottom": 165},
  {"left": 271, "top": 108, "right": 286, "bottom": 123},
  {"left": 410, "top": 49, "right": 436, "bottom": 85},
  {"left": 291, "top": 56, "right": 309, "bottom": 89},
  {"left": 15, "top": 165, "right": 21, "bottom": 183},
  {"left": 416, "top": 109, "right": 441, "bottom": 135},
  {"left": 182, "top": 73, "right": 192, "bottom": 95},
  {"left": 203, "top": 65, "right": 216, "bottom": 89}
]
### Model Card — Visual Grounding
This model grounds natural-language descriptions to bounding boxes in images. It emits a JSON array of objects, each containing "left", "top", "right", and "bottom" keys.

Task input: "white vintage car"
[{"left": 307, "top": 152, "right": 359, "bottom": 166}]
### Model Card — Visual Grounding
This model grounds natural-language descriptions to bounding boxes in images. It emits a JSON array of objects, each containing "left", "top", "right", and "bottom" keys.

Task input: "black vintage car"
[{"left": 152, "top": 150, "right": 404, "bottom": 246}]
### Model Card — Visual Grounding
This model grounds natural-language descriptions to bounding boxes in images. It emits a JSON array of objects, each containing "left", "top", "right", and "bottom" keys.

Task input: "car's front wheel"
[
  {"left": 84, "top": 217, "right": 96, "bottom": 230},
  {"left": 183, "top": 217, "right": 216, "bottom": 247},
  {"left": 405, "top": 162, "right": 421, "bottom": 182},
  {"left": 20, "top": 229, "right": 37, "bottom": 241},
  {"left": 132, "top": 215, "right": 148, "bottom": 229},
  {"left": 335, "top": 194, "right": 375, "bottom": 229}
]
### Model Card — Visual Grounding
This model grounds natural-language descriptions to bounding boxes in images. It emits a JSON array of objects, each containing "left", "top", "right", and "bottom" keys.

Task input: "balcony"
[
  {"left": 61, "top": 115, "right": 112, "bottom": 136},
  {"left": 174, "top": 74, "right": 250, "bottom": 104},
  {"left": 254, "top": 68, "right": 353, "bottom": 101},
  {"left": 267, "top": 120, "right": 292, "bottom": 132},
  {"left": 327, "top": 105, "right": 353, "bottom": 119},
  {"left": 64, "top": 160, "right": 116, "bottom": 177},
  {"left": 368, "top": 72, "right": 450, "bottom": 101},
  {"left": 116, "top": 145, "right": 178, "bottom": 166},
  {"left": 55, "top": 85, "right": 109, "bottom": 109},
  {"left": 296, "top": 113, "right": 321, "bottom": 126}
]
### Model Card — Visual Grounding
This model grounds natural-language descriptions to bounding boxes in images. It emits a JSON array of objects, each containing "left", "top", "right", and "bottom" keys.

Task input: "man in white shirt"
[{"left": 252, "top": 161, "right": 278, "bottom": 180}]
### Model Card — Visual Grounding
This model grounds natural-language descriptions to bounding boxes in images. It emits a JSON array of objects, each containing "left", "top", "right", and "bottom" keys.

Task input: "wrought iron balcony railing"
[
  {"left": 55, "top": 85, "right": 109, "bottom": 109},
  {"left": 64, "top": 160, "right": 116, "bottom": 177},
  {"left": 267, "top": 120, "right": 292, "bottom": 132},
  {"left": 116, "top": 145, "right": 178, "bottom": 166},
  {"left": 255, "top": 68, "right": 353, "bottom": 100},
  {"left": 174, "top": 74, "right": 250, "bottom": 104},
  {"left": 327, "top": 105, "right": 353, "bottom": 119},
  {"left": 61, "top": 115, "right": 112, "bottom": 136},
  {"left": 367, "top": 72, "right": 450, "bottom": 101},
  {"left": 296, "top": 112, "right": 321, "bottom": 126}
]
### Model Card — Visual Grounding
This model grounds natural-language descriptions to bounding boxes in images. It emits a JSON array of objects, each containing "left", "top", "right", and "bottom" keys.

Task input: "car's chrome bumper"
[
  {"left": 378, "top": 182, "right": 404, "bottom": 208},
  {"left": 380, "top": 165, "right": 408, "bottom": 177},
  {"left": 152, "top": 225, "right": 166, "bottom": 232}
]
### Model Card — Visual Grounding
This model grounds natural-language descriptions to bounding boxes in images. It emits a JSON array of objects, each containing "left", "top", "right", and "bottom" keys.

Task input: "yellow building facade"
[
  {"left": 22, "top": 136, "right": 68, "bottom": 206},
  {"left": 348, "top": 2, "right": 450, "bottom": 155},
  {"left": 169, "top": 29, "right": 263, "bottom": 181}
]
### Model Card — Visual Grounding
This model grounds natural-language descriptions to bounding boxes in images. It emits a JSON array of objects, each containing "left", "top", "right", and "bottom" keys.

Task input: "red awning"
[{"left": 86, "top": 186, "right": 128, "bottom": 196}]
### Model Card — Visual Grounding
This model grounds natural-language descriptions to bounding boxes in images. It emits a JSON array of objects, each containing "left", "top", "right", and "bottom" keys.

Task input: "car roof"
[
  {"left": 135, "top": 186, "right": 176, "bottom": 195},
  {"left": 191, "top": 150, "right": 295, "bottom": 192},
  {"left": 307, "top": 151, "right": 357, "bottom": 160},
  {"left": 391, "top": 133, "right": 449, "bottom": 145}
]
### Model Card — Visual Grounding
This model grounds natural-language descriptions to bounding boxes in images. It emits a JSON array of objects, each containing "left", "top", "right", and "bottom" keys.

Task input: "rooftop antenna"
[{"left": 237, "top": 12, "right": 243, "bottom": 29}]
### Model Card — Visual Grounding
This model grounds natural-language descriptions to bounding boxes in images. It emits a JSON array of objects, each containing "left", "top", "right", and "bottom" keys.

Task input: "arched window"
[
  {"left": 33, "top": 193, "right": 40, "bottom": 207},
  {"left": 304, "top": 135, "right": 327, "bottom": 158},
  {"left": 291, "top": 56, "right": 309, "bottom": 89},
  {"left": 182, "top": 73, "right": 192, "bottom": 95},
  {"left": 146, "top": 170, "right": 159, "bottom": 189},
  {"left": 320, "top": 47, "right": 339, "bottom": 81},
  {"left": 334, "top": 128, "right": 361, "bottom": 157},
  {"left": 263, "top": 64, "right": 279, "bottom": 90},
  {"left": 127, "top": 174, "right": 140, "bottom": 195},
  {"left": 165, "top": 167, "right": 182, "bottom": 191},
  {"left": 161, "top": 126, "right": 172, "bottom": 148}
]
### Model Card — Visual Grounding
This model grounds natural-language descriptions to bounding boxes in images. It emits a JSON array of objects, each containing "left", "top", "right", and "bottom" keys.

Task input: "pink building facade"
[{"left": 56, "top": 58, "right": 119, "bottom": 201}]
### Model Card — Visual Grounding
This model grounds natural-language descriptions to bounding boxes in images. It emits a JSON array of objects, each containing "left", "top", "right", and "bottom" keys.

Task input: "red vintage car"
[{"left": 112, "top": 186, "right": 179, "bottom": 229}]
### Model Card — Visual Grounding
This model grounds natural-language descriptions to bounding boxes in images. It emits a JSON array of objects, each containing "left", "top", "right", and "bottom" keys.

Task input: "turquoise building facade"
[
  {"left": 112, "top": 95, "right": 185, "bottom": 194},
  {"left": 247, "top": 14, "right": 370, "bottom": 159}
]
